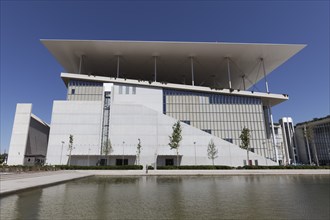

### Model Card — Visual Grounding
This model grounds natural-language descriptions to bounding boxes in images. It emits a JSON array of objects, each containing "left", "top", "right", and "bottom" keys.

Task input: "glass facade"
[
  {"left": 67, "top": 80, "right": 103, "bottom": 101},
  {"left": 163, "top": 89, "right": 273, "bottom": 158},
  {"left": 313, "top": 122, "right": 330, "bottom": 165}
]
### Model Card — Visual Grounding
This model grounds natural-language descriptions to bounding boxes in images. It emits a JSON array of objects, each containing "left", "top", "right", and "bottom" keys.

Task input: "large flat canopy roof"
[{"left": 41, "top": 39, "right": 305, "bottom": 90}]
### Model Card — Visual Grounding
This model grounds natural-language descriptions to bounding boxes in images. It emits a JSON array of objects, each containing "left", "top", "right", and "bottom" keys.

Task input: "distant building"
[
  {"left": 295, "top": 116, "right": 330, "bottom": 166},
  {"left": 279, "top": 117, "right": 297, "bottom": 164},
  {"left": 7, "top": 40, "right": 305, "bottom": 166},
  {"left": 272, "top": 123, "right": 288, "bottom": 165}
]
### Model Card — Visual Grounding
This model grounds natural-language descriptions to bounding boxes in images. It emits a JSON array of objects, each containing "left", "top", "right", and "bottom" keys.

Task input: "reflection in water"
[{"left": 1, "top": 175, "right": 329, "bottom": 219}]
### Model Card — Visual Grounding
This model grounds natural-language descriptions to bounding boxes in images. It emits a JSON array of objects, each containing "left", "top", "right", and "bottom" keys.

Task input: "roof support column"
[
  {"left": 226, "top": 57, "right": 232, "bottom": 89},
  {"left": 79, "top": 55, "right": 85, "bottom": 74},
  {"left": 190, "top": 56, "right": 195, "bottom": 86},
  {"left": 116, "top": 55, "right": 120, "bottom": 78},
  {"left": 154, "top": 56, "right": 157, "bottom": 82},
  {"left": 261, "top": 58, "right": 269, "bottom": 93},
  {"left": 241, "top": 75, "right": 246, "bottom": 90}
]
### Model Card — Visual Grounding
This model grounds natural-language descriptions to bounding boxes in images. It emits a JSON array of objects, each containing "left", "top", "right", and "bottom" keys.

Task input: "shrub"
[
  {"left": 147, "top": 165, "right": 233, "bottom": 170},
  {"left": 55, "top": 165, "right": 143, "bottom": 170},
  {"left": 237, "top": 165, "right": 330, "bottom": 170}
]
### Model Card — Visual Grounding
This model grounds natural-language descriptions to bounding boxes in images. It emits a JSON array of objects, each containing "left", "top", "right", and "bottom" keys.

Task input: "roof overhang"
[{"left": 42, "top": 39, "right": 305, "bottom": 90}]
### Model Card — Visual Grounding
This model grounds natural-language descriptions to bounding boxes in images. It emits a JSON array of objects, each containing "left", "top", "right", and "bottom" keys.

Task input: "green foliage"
[
  {"left": 168, "top": 121, "right": 182, "bottom": 150},
  {"left": 0, "top": 153, "right": 8, "bottom": 164},
  {"left": 147, "top": 165, "right": 234, "bottom": 170},
  {"left": 236, "top": 165, "right": 330, "bottom": 170},
  {"left": 55, "top": 165, "right": 143, "bottom": 170},
  {"left": 68, "top": 134, "right": 74, "bottom": 166},
  {"left": 207, "top": 139, "right": 218, "bottom": 166},
  {"left": 0, "top": 165, "right": 60, "bottom": 172},
  {"left": 136, "top": 138, "right": 142, "bottom": 165},
  {"left": 169, "top": 121, "right": 183, "bottom": 167},
  {"left": 240, "top": 127, "right": 251, "bottom": 165},
  {"left": 239, "top": 127, "right": 250, "bottom": 150},
  {"left": 68, "top": 134, "right": 74, "bottom": 151}
]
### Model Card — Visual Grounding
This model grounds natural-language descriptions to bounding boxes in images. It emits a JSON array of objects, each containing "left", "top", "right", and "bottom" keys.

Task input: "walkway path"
[{"left": 0, "top": 170, "right": 93, "bottom": 196}]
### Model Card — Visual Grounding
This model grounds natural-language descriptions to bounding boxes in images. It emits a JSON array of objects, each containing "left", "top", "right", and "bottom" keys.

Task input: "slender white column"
[
  {"left": 190, "top": 57, "right": 195, "bottom": 86},
  {"left": 242, "top": 75, "right": 246, "bottom": 90},
  {"left": 79, "top": 55, "right": 83, "bottom": 74},
  {"left": 154, "top": 56, "right": 157, "bottom": 82},
  {"left": 226, "top": 58, "right": 232, "bottom": 89},
  {"left": 116, "top": 56, "right": 120, "bottom": 78},
  {"left": 261, "top": 58, "right": 269, "bottom": 93},
  {"left": 269, "top": 107, "right": 278, "bottom": 163}
]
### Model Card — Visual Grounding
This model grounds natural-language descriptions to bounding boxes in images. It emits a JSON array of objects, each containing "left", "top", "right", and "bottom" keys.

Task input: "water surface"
[{"left": 1, "top": 175, "right": 329, "bottom": 219}]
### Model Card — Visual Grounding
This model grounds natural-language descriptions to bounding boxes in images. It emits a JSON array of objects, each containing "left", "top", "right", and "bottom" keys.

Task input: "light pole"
[
  {"left": 60, "top": 141, "right": 65, "bottom": 165},
  {"left": 122, "top": 141, "right": 125, "bottom": 165},
  {"left": 87, "top": 147, "right": 91, "bottom": 166},
  {"left": 194, "top": 142, "right": 197, "bottom": 165}
]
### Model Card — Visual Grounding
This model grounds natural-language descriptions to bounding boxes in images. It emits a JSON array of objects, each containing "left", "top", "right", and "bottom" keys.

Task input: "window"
[
  {"left": 165, "top": 159, "right": 174, "bottom": 166},
  {"left": 71, "top": 89, "right": 75, "bottom": 94},
  {"left": 100, "top": 159, "right": 107, "bottom": 166},
  {"left": 181, "top": 120, "right": 190, "bottom": 125},
  {"left": 119, "top": 86, "right": 123, "bottom": 94},
  {"left": 126, "top": 86, "right": 130, "bottom": 94},
  {"left": 223, "top": 138, "right": 233, "bottom": 143},
  {"left": 202, "top": 129, "right": 211, "bottom": 134},
  {"left": 116, "top": 159, "right": 128, "bottom": 165},
  {"left": 132, "top": 86, "right": 136, "bottom": 94}
]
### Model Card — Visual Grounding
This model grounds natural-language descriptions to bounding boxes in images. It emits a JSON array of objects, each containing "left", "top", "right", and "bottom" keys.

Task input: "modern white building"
[{"left": 8, "top": 40, "right": 305, "bottom": 167}]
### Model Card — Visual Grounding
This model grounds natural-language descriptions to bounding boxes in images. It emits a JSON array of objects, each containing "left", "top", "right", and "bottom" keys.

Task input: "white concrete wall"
[
  {"left": 109, "top": 103, "right": 277, "bottom": 167},
  {"left": 7, "top": 104, "right": 32, "bottom": 165},
  {"left": 112, "top": 84, "right": 163, "bottom": 113},
  {"left": 46, "top": 101, "right": 103, "bottom": 165}
]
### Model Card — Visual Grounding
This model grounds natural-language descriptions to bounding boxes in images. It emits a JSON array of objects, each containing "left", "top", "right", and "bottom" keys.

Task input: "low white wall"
[{"left": 46, "top": 101, "right": 103, "bottom": 165}]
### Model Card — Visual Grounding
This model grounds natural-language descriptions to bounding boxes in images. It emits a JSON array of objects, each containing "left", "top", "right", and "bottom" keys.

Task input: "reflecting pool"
[{"left": 1, "top": 175, "right": 329, "bottom": 219}]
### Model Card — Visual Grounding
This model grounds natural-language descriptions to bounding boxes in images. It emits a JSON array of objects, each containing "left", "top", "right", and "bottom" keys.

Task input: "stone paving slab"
[{"left": 0, "top": 171, "right": 93, "bottom": 197}]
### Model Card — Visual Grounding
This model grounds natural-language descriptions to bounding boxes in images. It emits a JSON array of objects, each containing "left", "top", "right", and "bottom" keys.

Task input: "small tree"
[
  {"left": 136, "top": 138, "right": 142, "bottom": 165},
  {"left": 103, "top": 139, "right": 113, "bottom": 165},
  {"left": 207, "top": 139, "right": 218, "bottom": 166},
  {"left": 68, "top": 134, "right": 74, "bottom": 166},
  {"left": 169, "top": 121, "right": 182, "bottom": 167},
  {"left": 240, "top": 127, "right": 250, "bottom": 165}
]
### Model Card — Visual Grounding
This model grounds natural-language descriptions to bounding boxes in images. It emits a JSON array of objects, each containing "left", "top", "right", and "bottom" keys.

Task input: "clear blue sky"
[{"left": 1, "top": 1, "right": 329, "bottom": 154}]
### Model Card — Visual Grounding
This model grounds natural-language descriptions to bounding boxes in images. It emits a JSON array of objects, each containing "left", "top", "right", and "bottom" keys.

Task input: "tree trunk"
[
  {"left": 68, "top": 149, "right": 72, "bottom": 166},
  {"left": 176, "top": 148, "right": 179, "bottom": 168}
]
